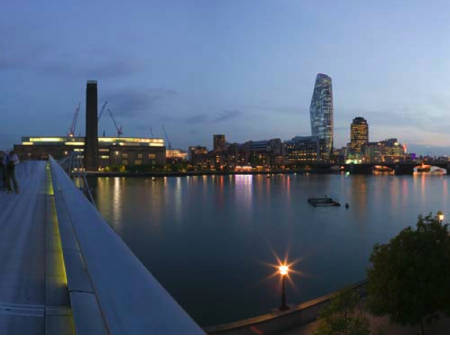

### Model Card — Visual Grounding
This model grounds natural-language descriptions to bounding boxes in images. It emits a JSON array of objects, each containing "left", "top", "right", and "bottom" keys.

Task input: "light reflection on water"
[{"left": 93, "top": 174, "right": 450, "bottom": 326}]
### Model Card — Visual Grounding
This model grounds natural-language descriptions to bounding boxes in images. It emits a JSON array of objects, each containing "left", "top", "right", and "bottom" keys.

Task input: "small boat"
[{"left": 308, "top": 197, "right": 341, "bottom": 207}]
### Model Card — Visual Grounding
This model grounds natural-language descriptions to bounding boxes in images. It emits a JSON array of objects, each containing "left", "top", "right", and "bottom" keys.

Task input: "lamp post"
[
  {"left": 279, "top": 265, "right": 289, "bottom": 311},
  {"left": 437, "top": 211, "right": 445, "bottom": 224}
]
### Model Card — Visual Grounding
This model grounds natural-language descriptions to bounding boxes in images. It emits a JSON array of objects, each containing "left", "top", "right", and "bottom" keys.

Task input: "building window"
[
  {"left": 122, "top": 160, "right": 128, "bottom": 165},
  {"left": 148, "top": 153, "right": 156, "bottom": 159},
  {"left": 137, "top": 153, "right": 143, "bottom": 159},
  {"left": 134, "top": 160, "right": 142, "bottom": 165},
  {"left": 122, "top": 153, "right": 128, "bottom": 158}
]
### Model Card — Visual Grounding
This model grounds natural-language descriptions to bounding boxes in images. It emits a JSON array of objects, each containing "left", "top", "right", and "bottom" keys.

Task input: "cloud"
[
  {"left": 214, "top": 109, "right": 243, "bottom": 122},
  {"left": 38, "top": 60, "right": 140, "bottom": 79},
  {"left": 245, "top": 104, "right": 307, "bottom": 116},
  {"left": 185, "top": 114, "right": 208, "bottom": 124},
  {"left": 104, "top": 88, "right": 177, "bottom": 118}
]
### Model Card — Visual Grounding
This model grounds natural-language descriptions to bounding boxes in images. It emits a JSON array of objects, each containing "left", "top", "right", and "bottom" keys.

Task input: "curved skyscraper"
[{"left": 310, "top": 73, "right": 333, "bottom": 159}]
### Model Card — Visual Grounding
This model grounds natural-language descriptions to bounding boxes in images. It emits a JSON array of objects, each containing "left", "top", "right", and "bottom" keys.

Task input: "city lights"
[{"left": 437, "top": 211, "right": 445, "bottom": 223}]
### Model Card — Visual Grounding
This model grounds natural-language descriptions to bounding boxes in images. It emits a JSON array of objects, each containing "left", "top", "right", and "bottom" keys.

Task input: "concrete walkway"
[{"left": 0, "top": 161, "right": 73, "bottom": 334}]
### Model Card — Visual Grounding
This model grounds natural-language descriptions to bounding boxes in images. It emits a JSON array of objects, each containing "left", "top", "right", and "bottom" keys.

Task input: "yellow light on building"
[
  {"left": 29, "top": 137, "right": 64, "bottom": 142},
  {"left": 21, "top": 142, "right": 34, "bottom": 145},
  {"left": 99, "top": 137, "right": 165, "bottom": 145},
  {"left": 65, "top": 141, "right": 85, "bottom": 146}
]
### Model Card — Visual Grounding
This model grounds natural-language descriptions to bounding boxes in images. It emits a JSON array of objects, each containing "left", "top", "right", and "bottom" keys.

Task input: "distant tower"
[
  {"left": 213, "top": 134, "right": 226, "bottom": 152},
  {"left": 84, "top": 80, "right": 98, "bottom": 171},
  {"left": 350, "top": 117, "right": 368, "bottom": 154},
  {"left": 310, "top": 73, "right": 333, "bottom": 160}
]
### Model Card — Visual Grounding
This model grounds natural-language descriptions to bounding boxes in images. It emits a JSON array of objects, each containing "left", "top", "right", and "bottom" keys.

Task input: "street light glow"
[{"left": 279, "top": 265, "right": 289, "bottom": 276}]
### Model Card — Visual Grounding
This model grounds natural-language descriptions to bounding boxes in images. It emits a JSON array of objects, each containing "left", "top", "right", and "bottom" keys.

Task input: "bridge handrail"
[{"left": 49, "top": 157, "right": 203, "bottom": 334}]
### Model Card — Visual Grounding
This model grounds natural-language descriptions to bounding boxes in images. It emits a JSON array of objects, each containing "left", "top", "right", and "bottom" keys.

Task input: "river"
[{"left": 91, "top": 173, "right": 448, "bottom": 326}]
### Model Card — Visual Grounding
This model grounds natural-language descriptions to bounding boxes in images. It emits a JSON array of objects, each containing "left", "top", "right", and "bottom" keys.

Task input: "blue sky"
[{"left": 2, "top": 0, "right": 450, "bottom": 154}]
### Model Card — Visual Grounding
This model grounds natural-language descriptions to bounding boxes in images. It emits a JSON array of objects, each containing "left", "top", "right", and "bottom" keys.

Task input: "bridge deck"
[{"left": 0, "top": 161, "right": 73, "bottom": 334}]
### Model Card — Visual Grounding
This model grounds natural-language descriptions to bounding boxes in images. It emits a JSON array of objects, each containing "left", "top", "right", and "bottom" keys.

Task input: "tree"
[
  {"left": 367, "top": 213, "right": 450, "bottom": 333},
  {"left": 315, "top": 287, "right": 370, "bottom": 334}
]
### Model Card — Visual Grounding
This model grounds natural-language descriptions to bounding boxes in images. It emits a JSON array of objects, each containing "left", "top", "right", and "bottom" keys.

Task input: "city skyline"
[{"left": 2, "top": 1, "right": 450, "bottom": 155}]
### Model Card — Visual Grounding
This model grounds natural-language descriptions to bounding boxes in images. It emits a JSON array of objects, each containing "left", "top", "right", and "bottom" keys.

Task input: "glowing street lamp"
[
  {"left": 437, "top": 211, "right": 445, "bottom": 223},
  {"left": 278, "top": 264, "right": 289, "bottom": 311}
]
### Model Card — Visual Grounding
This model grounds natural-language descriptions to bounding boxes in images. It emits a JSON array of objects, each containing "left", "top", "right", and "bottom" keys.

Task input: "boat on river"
[
  {"left": 413, "top": 164, "right": 447, "bottom": 175},
  {"left": 308, "top": 197, "right": 341, "bottom": 207}
]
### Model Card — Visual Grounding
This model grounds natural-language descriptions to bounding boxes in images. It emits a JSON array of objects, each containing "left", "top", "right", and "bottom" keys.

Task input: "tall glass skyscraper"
[{"left": 310, "top": 73, "right": 333, "bottom": 159}]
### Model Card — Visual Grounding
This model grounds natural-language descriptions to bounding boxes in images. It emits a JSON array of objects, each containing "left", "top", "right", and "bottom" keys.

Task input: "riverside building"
[
  {"left": 213, "top": 134, "right": 226, "bottom": 152},
  {"left": 284, "top": 136, "right": 319, "bottom": 162},
  {"left": 14, "top": 136, "right": 166, "bottom": 168},
  {"left": 347, "top": 117, "right": 369, "bottom": 161},
  {"left": 310, "top": 73, "right": 334, "bottom": 160},
  {"left": 366, "top": 138, "right": 407, "bottom": 163}
]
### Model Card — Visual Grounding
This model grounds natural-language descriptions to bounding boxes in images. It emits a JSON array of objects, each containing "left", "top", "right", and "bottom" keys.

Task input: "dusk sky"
[{"left": 2, "top": 0, "right": 450, "bottom": 154}]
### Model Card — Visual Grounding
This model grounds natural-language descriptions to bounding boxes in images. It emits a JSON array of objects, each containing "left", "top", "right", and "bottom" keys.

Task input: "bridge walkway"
[{"left": 0, "top": 161, "right": 74, "bottom": 334}]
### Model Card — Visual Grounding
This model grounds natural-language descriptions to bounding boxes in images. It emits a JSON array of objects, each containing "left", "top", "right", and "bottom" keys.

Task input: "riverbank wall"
[{"left": 204, "top": 280, "right": 367, "bottom": 335}]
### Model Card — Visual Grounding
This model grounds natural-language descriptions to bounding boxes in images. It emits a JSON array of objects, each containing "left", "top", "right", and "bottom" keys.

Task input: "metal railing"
[{"left": 59, "top": 152, "right": 95, "bottom": 205}]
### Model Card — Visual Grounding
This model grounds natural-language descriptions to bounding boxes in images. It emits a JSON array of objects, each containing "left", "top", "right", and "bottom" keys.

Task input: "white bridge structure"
[{"left": 0, "top": 159, "right": 203, "bottom": 334}]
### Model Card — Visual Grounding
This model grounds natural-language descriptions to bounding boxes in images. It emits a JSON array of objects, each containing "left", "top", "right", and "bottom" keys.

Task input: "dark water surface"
[{"left": 91, "top": 173, "right": 449, "bottom": 326}]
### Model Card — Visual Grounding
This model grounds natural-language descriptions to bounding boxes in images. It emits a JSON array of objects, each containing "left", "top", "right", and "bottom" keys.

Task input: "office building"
[
  {"left": 350, "top": 117, "right": 368, "bottom": 152},
  {"left": 189, "top": 146, "right": 209, "bottom": 164},
  {"left": 366, "top": 138, "right": 406, "bottom": 163},
  {"left": 310, "top": 73, "right": 333, "bottom": 159},
  {"left": 213, "top": 134, "right": 226, "bottom": 152},
  {"left": 347, "top": 117, "right": 369, "bottom": 161},
  {"left": 285, "top": 136, "right": 319, "bottom": 162}
]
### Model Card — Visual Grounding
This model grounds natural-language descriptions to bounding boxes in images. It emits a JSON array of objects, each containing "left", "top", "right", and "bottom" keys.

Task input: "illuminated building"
[
  {"left": 189, "top": 146, "right": 209, "bottom": 164},
  {"left": 346, "top": 117, "right": 368, "bottom": 161},
  {"left": 284, "top": 136, "right": 319, "bottom": 162},
  {"left": 242, "top": 139, "right": 284, "bottom": 166},
  {"left": 310, "top": 73, "right": 333, "bottom": 160},
  {"left": 166, "top": 149, "right": 188, "bottom": 160},
  {"left": 213, "top": 134, "right": 226, "bottom": 152},
  {"left": 366, "top": 138, "right": 406, "bottom": 163},
  {"left": 350, "top": 117, "right": 368, "bottom": 153},
  {"left": 85, "top": 80, "right": 99, "bottom": 171},
  {"left": 14, "top": 136, "right": 166, "bottom": 167}
]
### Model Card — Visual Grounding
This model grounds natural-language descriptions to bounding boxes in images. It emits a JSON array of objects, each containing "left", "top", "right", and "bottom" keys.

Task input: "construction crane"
[
  {"left": 162, "top": 125, "right": 172, "bottom": 150},
  {"left": 149, "top": 127, "right": 154, "bottom": 138},
  {"left": 68, "top": 102, "right": 81, "bottom": 137},
  {"left": 98, "top": 101, "right": 108, "bottom": 121},
  {"left": 108, "top": 108, "right": 123, "bottom": 137}
]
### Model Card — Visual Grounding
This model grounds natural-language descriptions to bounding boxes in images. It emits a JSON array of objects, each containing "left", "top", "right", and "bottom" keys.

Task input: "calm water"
[{"left": 91, "top": 173, "right": 449, "bottom": 326}]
